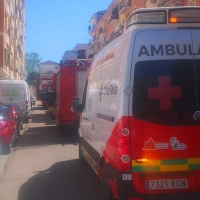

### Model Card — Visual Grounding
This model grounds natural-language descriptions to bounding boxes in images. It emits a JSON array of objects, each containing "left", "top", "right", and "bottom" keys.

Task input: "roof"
[
  {"left": 73, "top": 43, "right": 89, "bottom": 50},
  {"left": 89, "top": 10, "right": 106, "bottom": 23},
  {"left": 39, "top": 60, "right": 59, "bottom": 65}
]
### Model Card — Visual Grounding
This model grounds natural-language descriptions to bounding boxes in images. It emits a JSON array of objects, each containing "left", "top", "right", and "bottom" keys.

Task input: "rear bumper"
[{"left": 104, "top": 164, "right": 200, "bottom": 200}]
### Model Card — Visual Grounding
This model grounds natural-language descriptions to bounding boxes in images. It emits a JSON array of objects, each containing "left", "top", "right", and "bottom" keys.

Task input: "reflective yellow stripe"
[
  {"left": 188, "top": 158, "right": 200, "bottom": 164},
  {"left": 161, "top": 164, "right": 189, "bottom": 171},
  {"left": 132, "top": 158, "right": 200, "bottom": 172}
]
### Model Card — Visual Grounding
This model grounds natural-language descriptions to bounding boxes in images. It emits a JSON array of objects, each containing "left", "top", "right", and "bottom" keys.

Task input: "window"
[{"left": 133, "top": 59, "right": 200, "bottom": 126}]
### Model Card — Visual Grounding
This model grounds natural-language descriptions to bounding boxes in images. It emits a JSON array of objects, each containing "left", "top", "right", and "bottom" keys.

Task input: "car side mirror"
[{"left": 71, "top": 97, "right": 80, "bottom": 112}]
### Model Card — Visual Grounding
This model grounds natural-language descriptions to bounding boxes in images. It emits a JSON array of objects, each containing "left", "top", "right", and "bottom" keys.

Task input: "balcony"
[
  {"left": 158, "top": 0, "right": 183, "bottom": 7},
  {"left": 108, "top": 7, "right": 119, "bottom": 26},
  {"left": 8, "top": 18, "right": 14, "bottom": 30},
  {"left": 6, "top": 45, "right": 13, "bottom": 56},
  {"left": 119, "top": 0, "right": 131, "bottom": 15},
  {"left": 99, "top": 31, "right": 107, "bottom": 42},
  {"left": 5, "top": 59, "right": 11, "bottom": 66}
]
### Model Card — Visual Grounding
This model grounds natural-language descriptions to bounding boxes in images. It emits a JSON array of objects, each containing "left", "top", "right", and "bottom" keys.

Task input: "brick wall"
[{"left": 0, "top": 1, "right": 4, "bottom": 68}]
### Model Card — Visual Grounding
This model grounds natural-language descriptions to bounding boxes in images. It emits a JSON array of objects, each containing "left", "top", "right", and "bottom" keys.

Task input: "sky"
[{"left": 25, "top": 0, "right": 112, "bottom": 63}]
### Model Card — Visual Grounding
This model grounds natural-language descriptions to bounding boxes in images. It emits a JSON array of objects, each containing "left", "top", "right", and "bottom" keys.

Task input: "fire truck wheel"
[
  {"left": 102, "top": 167, "right": 115, "bottom": 200},
  {"left": 59, "top": 124, "right": 64, "bottom": 137}
]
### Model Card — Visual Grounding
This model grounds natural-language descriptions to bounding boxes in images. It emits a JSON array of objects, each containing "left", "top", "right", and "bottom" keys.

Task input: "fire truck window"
[{"left": 133, "top": 59, "right": 200, "bottom": 126}]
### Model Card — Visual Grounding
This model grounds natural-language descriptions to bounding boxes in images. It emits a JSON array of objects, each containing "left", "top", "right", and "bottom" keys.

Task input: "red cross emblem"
[{"left": 148, "top": 76, "right": 181, "bottom": 110}]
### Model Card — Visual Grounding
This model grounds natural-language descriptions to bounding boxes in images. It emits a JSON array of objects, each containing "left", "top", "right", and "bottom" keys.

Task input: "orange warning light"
[{"left": 170, "top": 17, "right": 177, "bottom": 23}]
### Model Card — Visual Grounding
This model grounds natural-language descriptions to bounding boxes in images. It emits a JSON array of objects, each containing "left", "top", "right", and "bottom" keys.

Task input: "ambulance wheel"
[
  {"left": 79, "top": 142, "right": 87, "bottom": 165},
  {"left": 102, "top": 167, "right": 115, "bottom": 200}
]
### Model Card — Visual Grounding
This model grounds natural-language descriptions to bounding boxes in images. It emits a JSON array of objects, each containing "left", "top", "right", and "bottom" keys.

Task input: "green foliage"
[
  {"left": 25, "top": 52, "right": 42, "bottom": 73},
  {"left": 25, "top": 52, "right": 42, "bottom": 85},
  {"left": 26, "top": 71, "right": 39, "bottom": 85}
]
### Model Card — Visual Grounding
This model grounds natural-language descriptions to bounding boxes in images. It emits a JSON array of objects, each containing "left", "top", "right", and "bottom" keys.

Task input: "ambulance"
[{"left": 72, "top": 7, "right": 200, "bottom": 200}]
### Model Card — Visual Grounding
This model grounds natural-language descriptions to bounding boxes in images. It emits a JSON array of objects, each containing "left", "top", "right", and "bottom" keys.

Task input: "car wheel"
[
  {"left": 101, "top": 166, "right": 115, "bottom": 200},
  {"left": 20, "top": 119, "right": 23, "bottom": 130},
  {"left": 17, "top": 124, "right": 21, "bottom": 136},
  {"left": 2, "top": 137, "right": 11, "bottom": 155}
]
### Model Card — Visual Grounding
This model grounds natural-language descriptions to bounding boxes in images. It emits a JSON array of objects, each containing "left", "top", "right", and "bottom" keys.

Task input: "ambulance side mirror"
[{"left": 72, "top": 97, "right": 80, "bottom": 112}]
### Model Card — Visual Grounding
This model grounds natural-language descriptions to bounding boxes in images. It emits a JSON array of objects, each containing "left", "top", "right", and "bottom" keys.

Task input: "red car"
[
  {"left": 0, "top": 106, "right": 17, "bottom": 154},
  {"left": 3, "top": 103, "right": 23, "bottom": 136}
]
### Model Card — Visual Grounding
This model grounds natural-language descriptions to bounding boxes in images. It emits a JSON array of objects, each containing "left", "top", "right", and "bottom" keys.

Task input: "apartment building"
[
  {"left": 0, "top": 0, "right": 25, "bottom": 80},
  {"left": 88, "top": 0, "right": 200, "bottom": 56}
]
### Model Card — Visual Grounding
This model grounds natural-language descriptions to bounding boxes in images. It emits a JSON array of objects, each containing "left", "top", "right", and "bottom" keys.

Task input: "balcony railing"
[
  {"left": 158, "top": 0, "right": 183, "bottom": 7},
  {"left": 99, "top": 27, "right": 104, "bottom": 35},
  {"left": 118, "top": 0, "right": 131, "bottom": 14},
  {"left": 95, "top": 25, "right": 124, "bottom": 54}
]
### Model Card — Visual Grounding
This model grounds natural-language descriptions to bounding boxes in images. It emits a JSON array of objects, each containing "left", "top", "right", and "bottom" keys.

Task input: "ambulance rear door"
[{"left": 130, "top": 29, "right": 200, "bottom": 193}]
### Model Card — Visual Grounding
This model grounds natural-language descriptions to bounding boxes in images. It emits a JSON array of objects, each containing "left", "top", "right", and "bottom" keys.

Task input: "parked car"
[
  {"left": 3, "top": 103, "right": 23, "bottom": 136},
  {"left": 0, "top": 80, "right": 32, "bottom": 124},
  {"left": 0, "top": 106, "right": 17, "bottom": 154}
]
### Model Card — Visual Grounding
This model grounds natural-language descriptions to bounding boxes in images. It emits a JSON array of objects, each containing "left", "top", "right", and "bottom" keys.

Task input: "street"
[{"left": 0, "top": 101, "right": 103, "bottom": 200}]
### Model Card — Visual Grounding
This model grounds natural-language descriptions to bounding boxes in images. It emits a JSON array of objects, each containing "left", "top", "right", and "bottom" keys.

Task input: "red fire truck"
[
  {"left": 55, "top": 58, "right": 91, "bottom": 136},
  {"left": 36, "top": 74, "right": 56, "bottom": 109}
]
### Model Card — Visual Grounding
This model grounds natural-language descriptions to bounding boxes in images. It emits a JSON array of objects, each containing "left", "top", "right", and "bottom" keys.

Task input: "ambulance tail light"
[
  {"left": 118, "top": 125, "right": 131, "bottom": 172},
  {"left": 169, "top": 8, "right": 200, "bottom": 23},
  {"left": 136, "top": 158, "right": 147, "bottom": 163}
]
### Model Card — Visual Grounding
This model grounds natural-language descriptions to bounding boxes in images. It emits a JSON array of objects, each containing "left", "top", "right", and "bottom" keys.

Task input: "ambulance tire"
[
  {"left": 79, "top": 142, "right": 87, "bottom": 166},
  {"left": 102, "top": 166, "right": 115, "bottom": 200}
]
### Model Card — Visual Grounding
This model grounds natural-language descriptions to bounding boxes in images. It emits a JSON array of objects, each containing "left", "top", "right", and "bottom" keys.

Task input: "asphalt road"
[{"left": 0, "top": 102, "right": 103, "bottom": 200}]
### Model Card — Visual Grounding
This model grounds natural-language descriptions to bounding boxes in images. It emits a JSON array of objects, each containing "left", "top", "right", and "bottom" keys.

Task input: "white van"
[
  {"left": 72, "top": 7, "right": 200, "bottom": 200},
  {"left": 0, "top": 80, "right": 31, "bottom": 123}
]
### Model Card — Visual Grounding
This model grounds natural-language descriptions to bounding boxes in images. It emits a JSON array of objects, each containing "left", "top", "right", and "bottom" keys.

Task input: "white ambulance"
[
  {"left": 0, "top": 80, "right": 31, "bottom": 123},
  {"left": 72, "top": 7, "right": 200, "bottom": 200}
]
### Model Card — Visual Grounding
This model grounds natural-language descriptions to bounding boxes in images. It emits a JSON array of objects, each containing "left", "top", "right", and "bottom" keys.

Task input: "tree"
[
  {"left": 25, "top": 52, "right": 42, "bottom": 73},
  {"left": 26, "top": 71, "right": 40, "bottom": 85},
  {"left": 25, "top": 52, "right": 42, "bottom": 85}
]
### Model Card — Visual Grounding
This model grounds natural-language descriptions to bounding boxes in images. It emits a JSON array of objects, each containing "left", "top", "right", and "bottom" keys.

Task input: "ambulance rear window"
[{"left": 133, "top": 59, "right": 200, "bottom": 126}]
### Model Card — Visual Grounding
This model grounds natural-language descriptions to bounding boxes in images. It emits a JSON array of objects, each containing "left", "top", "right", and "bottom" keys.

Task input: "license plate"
[{"left": 146, "top": 179, "right": 188, "bottom": 190}]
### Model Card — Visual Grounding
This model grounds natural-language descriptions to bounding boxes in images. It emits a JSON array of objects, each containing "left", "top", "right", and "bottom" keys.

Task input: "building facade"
[
  {"left": 38, "top": 61, "right": 59, "bottom": 78},
  {"left": 88, "top": 0, "right": 200, "bottom": 56},
  {"left": 0, "top": 0, "right": 25, "bottom": 80}
]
